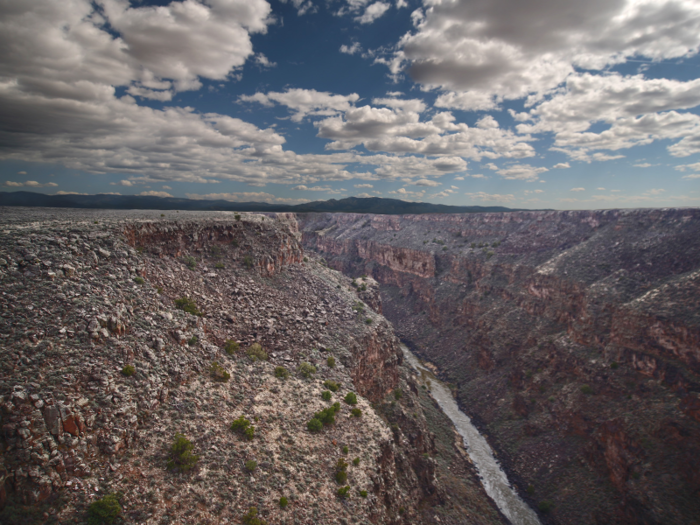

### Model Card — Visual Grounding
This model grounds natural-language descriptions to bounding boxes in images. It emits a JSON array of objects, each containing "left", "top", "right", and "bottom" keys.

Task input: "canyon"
[{"left": 299, "top": 209, "right": 700, "bottom": 525}]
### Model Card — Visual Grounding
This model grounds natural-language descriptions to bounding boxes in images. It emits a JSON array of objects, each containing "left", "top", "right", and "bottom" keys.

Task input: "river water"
[{"left": 401, "top": 345, "right": 541, "bottom": 525}]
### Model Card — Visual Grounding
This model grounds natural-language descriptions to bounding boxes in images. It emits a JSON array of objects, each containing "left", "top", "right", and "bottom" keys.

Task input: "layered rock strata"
[{"left": 300, "top": 208, "right": 700, "bottom": 525}]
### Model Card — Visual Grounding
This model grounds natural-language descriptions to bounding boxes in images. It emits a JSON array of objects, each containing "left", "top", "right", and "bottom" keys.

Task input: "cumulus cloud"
[
  {"left": 138, "top": 191, "right": 174, "bottom": 198},
  {"left": 356, "top": 1, "right": 391, "bottom": 23},
  {"left": 496, "top": 164, "right": 548, "bottom": 181},
  {"left": 240, "top": 89, "right": 360, "bottom": 122},
  {"left": 186, "top": 191, "right": 310, "bottom": 204},
  {"left": 553, "top": 162, "right": 570, "bottom": 169},
  {"left": 354, "top": 183, "right": 374, "bottom": 188},
  {"left": 340, "top": 42, "right": 363, "bottom": 55},
  {"left": 414, "top": 179, "right": 441, "bottom": 187},
  {"left": 634, "top": 163, "right": 652, "bottom": 168},
  {"left": 465, "top": 192, "right": 516, "bottom": 203},
  {"left": 674, "top": 162, "right": 700, "bottom": 172},
  {"left": 3, "top": 181, "right": 58, "bottom": 188},
  {"left": 355, "top": 192, "right": 374, "bottom": 198},
  {"left": 570, "top": 187, "right": 585, "bottom": 192}
]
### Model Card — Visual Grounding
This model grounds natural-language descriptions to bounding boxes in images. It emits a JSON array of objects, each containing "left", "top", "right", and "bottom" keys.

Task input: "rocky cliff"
[
  {"left": 300, "top": 208, "right": 700, "bottom": 525},
  {"left": 0, "top": 208, "right": 503, "bottom": 525}
]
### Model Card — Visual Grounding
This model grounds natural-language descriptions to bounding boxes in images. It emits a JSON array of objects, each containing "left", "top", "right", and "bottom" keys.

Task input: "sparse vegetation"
[
  {"left": 298, "top": 361, "right": 316, "bottom": 378},
  {"left": 344, "top": 392, "right": 358, "bottom": 405},
  {"left": 336, "top": 457, "right": 349, "bottom": 484},
  {"left": 225, "top": 339, "right": 240, "bottom": 355},
  {"left": 353, "top": 457, "right": 360, "bottom": 466},
  {"left": 243, "top": 255, "right": 254, "bottom": 269},
  {"left": 580, "top": 384, "right": 594, "bottom": 395},
  {"left": 167, "top": 433, "right": 199, "bottom": 472},
  {"left": 184, "top": 256, "right": 197, "bottom": 270},
  {"left": 231, "top": 416, "right": 255, "bottom": 440},
  {"left": 245, "top": 460, "right": 257, "bottom": 472},
  {"left": 174, "top": 296, "right": 202, "bottom": 316},
  {"left": 351, "top": 408, "right": 362, "bottom": 417},
  {"left": 337, "top": 486, "right": 350, "bottom": 499},
  {"left": 215, "top": 262, "right": 225, "bottom": 269},
  {"left": 327, "top": 356, "right": 336, "bottom": 368},
  {"left": 610, "top": 361, "right": 619, "bottom": 369},
  {"left": 359, "top": 489, "right": 368, "bottom": 498},
  {"left": 324, "top": 380, "right": 340, "bottom": 392},
  {"left": 394, "top": 388, "right": 403, "bottom": 400},
  {"left": 209, "top": 361, "right": 230, "bottom": 382},
  {"left": 246, "top": 343, "right": 268, "bottom": 361},
  {"left": 187, "top": 335, "right": 198, "bottom": 346},
  {"left": 538, "top": 501, "right": 554, "bottom": 513},
  {"left": 121, "top": 365, "right": 135, "bottom": 377},
  {"left": 274, "top": 366, "right": 290, "bottom": 379},
  {"left": 279, "top": 497, "right": 288, "bottom": 509},
  {"left": 322, "top": 390, "right": 332, "bottom": 401},
  {"left": 87, "top": 493, "right": 122, "bottom": 525},
  {"left": 307, "top": 418, "right": 323, "bottom": 432},
  {"left": 342, "top": 445, "right": 349, "bottom": 454},
  {"left": 133, "top": 276, "right": 144, "bottom": 285},
  {"left": 308, "top": 402, "right": 341, "bottom": 431},
  {"left": 241, "top": 506, "right": 266, "bottom": 525}
]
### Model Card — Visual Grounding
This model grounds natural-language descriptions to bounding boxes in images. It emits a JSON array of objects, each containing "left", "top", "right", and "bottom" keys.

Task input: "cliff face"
[
  {"left": 0, "top": 208, "right": 503, "bottom": 525},
  {"left": 300, "top": 208, "right": 700, "bottom": 525}
]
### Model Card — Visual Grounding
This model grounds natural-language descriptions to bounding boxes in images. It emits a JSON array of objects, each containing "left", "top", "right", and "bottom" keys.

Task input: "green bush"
[
  {"left": 87, "top": 493, "right": 122, "bottom": 525},
  {"left": 359, "top": 489, "right": 368, "bottom": 498},
  {"left": 215, "top": 262, "right": 225, "bottom": 269},
  {"left": 307, "top": 418, "right": 323, "bottom": 432},
  {"left": 538, "top": 501, "right": 553, "bottom": 513},
  {"left": 580, "top": 384, "right": 594, "bottom": 395},
  {"left": 243, "top": 255, "right": 254, "bottom": 269},
  {"left": 241, "top": 506, "right": 267, "bottom": 525},
  {"left": 245, "top": 460, "right": 257, "bottom": 473},
  {"left": 187, "top": 335, "right": 198, "bottom": 346},
  {"left": 225, "top": 339, "right": 240, "bottom": 355},
  {"left": 167, "top": 433, "right": 199, "bottom": 472},
  {"left": 298, "top": 362, "right": 316, "bottom": 378},
  {"left": 323, "top": 380, "right": 340, "bottom": 392},
  {"left": 394, "top": 388, "right": 403, "bottom": 400},
  {"left": 133, "top": 276, "right": 145, "bottom": 285},
  {"left": 246, "top": 343, "right": 268, "bottom": 361},
  {"left": 184, "top": 256, "right": 197, "bottom": 270},
  {"left": 344, "top": 392, "right": 358, "bottom": 405},
  {"left": 121, "top": 365, "right": 135, "bottom": 377},
  {"left": 209, "top": 362, "right": 230, "bottom": 382},
  {"left": 321, "top": 390, "right": 332, "bottom": 401},
  {"left": 337, "top": 486, "right": 350, "bottom": 499},
  {"left": 327, "top": 356, "right": 336, "bottom": 368},
  {"left": 351, "top": 408, "right": 362, "bottom": 418},
  {"left": 365, "top": 318, "right": 372, "bottom": 325},
  {"left": 174, "top": 296, "right": 202, "bottom": 316},
  {"left": 352, "top": 457, "right": 360, "bottom": 466},
  {"left": 279, "top": 497, "right": 288, "bottom": 509},
  {"left": 336, "top": 470, "right": 348, "bottom": 484},
  {"left": 610, "top": 361, "right": 619, "bottom": 369},
  {"left": 342, "top": 445, "right": 348, "bottom": 454},
  {"left": 275, "top": 366, "right": 290, "bottom": 379},
  {"left": 231, "top": 417, "right": 255, "bottom": 440},
  {"left": 235, "top": 214, "right": 241, "bottom": 221}
]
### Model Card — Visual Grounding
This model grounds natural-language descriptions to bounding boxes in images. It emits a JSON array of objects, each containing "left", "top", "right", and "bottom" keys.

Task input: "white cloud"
[
  {"left": 17, "top": 171, "right": 27, "bottom": 175},
  {"left": 355, "top": 192, "right": 373, "bottom": 198},
  {"left": 292, "top": 185, "right": 345, "bottom": 192},
  {"left": 186, "top": 191, "right": 309, "bottom": 204},
  {"left": 356, "top": 2, "right": 391, "bottom": 24},
  {"left": 597, "top": 187, "right": 606, "bottom": 190},
  {"left": 414, "top": 179, "right": 440, "bottom": 187},
  {"left": 240, "top": 89, "right": 360, "bottom": 122},
  {"left": 138, "top": 191, "right": 174, "bottom": 198},
  {"left": 465, "top": 191, "right": 516, "bottom": 203},
  {"left": 453, "top": 176, "right": 464, "bottom": 180},
  {"left": 340, "top": 42, "right": 362, "bottom": 55},
  {"left": 682, "top": 173, "right": 700, "bottom": 179},
  {"left": 634, "top": 163, "right": 652, "bottom": 168},
  {"left": 55, "top": 191, "right": 87, "bottom": 195},
  {"left": 496, "top": 164, "right": 548, "bottom": 181},
  {"left": 254, "top": 53, "right": 277, "bottom": 68},
  {"left": 162, "top": 185, "right": 172, "bottom": 190},
  {"left": 570, "top": 187, "right": 585, "bottom": 192},
  {"left": 388, "top": 187, "right": 427, "bottom": 200},
  {"left": 674, "top": 162, "right": 700, "bottom": 172},
  {"left": 553, "top": 162, "right": 570, "bottom": 169},
  {"left": 3, "top": 181, "right": 58, "bottom": 188},
  {"left": 354, "top": 183, "right": 374, "bottom": 188}
]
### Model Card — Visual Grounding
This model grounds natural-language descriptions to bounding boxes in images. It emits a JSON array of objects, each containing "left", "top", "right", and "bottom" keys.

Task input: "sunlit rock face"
[{"left": 300, "top": 208, "right": 700, "bottom": 525}]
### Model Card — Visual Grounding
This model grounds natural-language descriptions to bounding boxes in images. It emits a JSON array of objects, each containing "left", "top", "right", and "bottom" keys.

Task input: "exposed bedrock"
[{"left": 299, "top": 208, "right": 700, "bottom": 525}]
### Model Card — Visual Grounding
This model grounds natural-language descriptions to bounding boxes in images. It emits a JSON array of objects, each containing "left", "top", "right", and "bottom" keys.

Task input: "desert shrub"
[
  {"left": 241, "top": 506, "right": 267, "bottom": 525},
  {"left": 298, "top": 362, "right": 316, "bottom": 378},
  {"left": 307, "top": 418, "right": 323, "bottom": 432},
  {"left": 279, "top": 497, "right": 288, "bottom": 509},
  {"left": 352, "top": 301, "right": 365, "bottom": 313},
  {"left": 187, "top": 335, "right": 198, "bottom": 346},
  {"left": 184, "top": 256, "right": 197, "bottom": 270},
  {"left": 209, "top": 362, "right": 230, "bottom": 382},
  {"left": 327, "top": 356, "right": 336, "bottom": 368},
  {"left": 344, "top": 392, "right": 358, "bottom": 405},
  {"left": 215, "top": 262, "right": 225, "bottom": 269},
  {"left": 225, "top": 339, "right": 240, "bottom": 355},
  {"left": 610, "top": 361, "right": 619, "bottom": 369},
  {"left": 352, "top": 457, "right": 360, "bottom": 466},
  {"left": 394, "top": 388, "right": 403, "bottom": 400},
  {"left": 246, "top": 343, "right": 268, "bottom": 361},
  {"left": 323, "top": 380, "right": 340, "bottom": 392},
  {"left": 87, "top": 493, "right": 122, "bottom": 525},
  {"left": 243, "top": 255, "right": 253, "bottom": 269},
  {"left": 274, "top": 366, "right": 290, "bottom": 379},
  {"left": 235, "top": 214, "right": 241, "bottom": 221},
  {"left": 342, "top": 445, "right": 348, "bottom": 454},
  {"left": 538, "top": 501, "right": 553, "bottom": 513},
  {"left": 303, "top": 256, "right": 309, "bottom": 262},
  {"left": 174, "top": 296, "right": 202, "bottom": 316},
  {"left": 359, "top": 489, "right": 368, "bottom": 498},
  {"left": 231, "top": 417, "right": 255, "bottom": 440},
  {"left": 167, "top": 433, "right": 199, "bottom": 472},
  {"left": 245, "top": 460, "right": 257, "bottom": 472},
  {"left": 337, "top": 486, "right": 350, "bottom": 499},
  {"left": 321, "top": 390, "right": 332, "bottom": 401},
  {"left": 580, "top": 384, "right": 594, "bottom": 395},
  {"left": 336, "top": 470, "right": 348, "bottom": 484},
  {"left": 156, "top": 286, "right": 163, "bottom": 294},
  {"left": 351, "top": 408, "right": 362, "bottom": 418},
  {"left": 133, "top": 276, "right": 145, "bottom": 285},
  {"left": 121, "top": 365, "right": 135, "bottom": 377},
  {"left": 365, "top": 318, "right": 372, "bottom": 325}
]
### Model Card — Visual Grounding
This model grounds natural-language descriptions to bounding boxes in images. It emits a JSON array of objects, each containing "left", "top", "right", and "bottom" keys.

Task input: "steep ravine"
[
  {"left": 299, "top": 209, "right": 700, "bottom": 525},
  {"left": 0, "top": 208, "right": 504, "bottom": 525}
]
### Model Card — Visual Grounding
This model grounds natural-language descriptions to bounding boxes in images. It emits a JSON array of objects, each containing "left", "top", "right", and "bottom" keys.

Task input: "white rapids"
[{"left": 401, "top": 344, "right": 541, "bottom": 525}]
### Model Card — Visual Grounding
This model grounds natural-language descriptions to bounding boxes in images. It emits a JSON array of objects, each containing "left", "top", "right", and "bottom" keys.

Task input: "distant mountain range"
[{"left": 0, "top": 191, "right": 535, "bottom": 215}]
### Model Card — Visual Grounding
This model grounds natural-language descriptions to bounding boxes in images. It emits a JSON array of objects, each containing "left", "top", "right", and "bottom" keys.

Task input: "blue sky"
[{"left": 1, "top": 0, "right": 700, "bottom": 209}]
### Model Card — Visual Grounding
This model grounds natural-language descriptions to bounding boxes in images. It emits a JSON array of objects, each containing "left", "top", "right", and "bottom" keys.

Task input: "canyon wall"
[{"left": 300, "top": 208, "right": 700, "bottom": 525}]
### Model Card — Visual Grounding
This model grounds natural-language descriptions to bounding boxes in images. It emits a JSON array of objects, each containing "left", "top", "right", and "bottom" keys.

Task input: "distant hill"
[{"left": 0, "top": 191, "right": 535, "bottom": 215}]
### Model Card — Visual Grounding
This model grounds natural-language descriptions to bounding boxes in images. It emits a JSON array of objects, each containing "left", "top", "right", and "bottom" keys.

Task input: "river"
[{"left": 401, "top": 345, "right": 541, "bottom": 525}]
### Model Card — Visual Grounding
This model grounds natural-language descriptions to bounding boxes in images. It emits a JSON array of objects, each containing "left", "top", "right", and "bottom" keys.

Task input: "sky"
[{"left": 1, "top": 0, "right": 700, "bottom": 210}]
